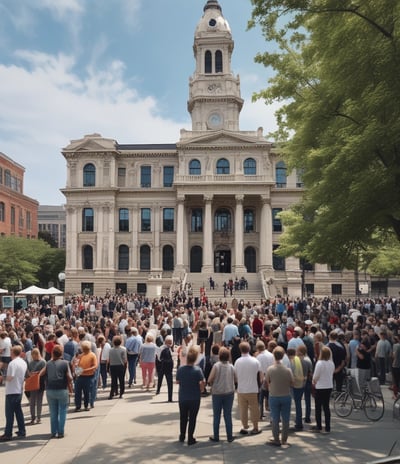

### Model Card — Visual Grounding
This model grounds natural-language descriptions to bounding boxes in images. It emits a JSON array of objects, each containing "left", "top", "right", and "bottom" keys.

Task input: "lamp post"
[{"left": 58, "top": 272, "right": 66, "bottom": 293}]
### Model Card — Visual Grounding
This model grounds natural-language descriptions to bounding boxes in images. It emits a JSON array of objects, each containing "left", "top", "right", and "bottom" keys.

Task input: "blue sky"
[{"left": 0, "top": 0, "right": 278, "bottom": 205}]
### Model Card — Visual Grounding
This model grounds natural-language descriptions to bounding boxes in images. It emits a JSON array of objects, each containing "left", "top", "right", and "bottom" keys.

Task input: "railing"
[{"left": 175, "top": 174, "right": 270, "bottom": 184}]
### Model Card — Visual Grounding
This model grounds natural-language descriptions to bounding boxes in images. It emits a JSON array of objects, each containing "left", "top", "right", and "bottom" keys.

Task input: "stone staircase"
[{"left": 185, "top": 273, "right": 265, "bottom": 304}]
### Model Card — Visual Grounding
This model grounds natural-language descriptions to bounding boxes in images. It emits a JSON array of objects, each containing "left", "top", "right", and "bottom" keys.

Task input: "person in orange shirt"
[{"left": 74, "top": 341, "right": 97, "bottom": 412}]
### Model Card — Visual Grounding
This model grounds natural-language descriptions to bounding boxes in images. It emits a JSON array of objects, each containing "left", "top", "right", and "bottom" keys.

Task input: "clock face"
[{"left": 208, "top": 112, "right": 223, "bottom": 129}]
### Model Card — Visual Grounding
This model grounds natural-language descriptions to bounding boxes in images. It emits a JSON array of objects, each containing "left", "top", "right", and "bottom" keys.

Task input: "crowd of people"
[{"left": 0, "top": 291, "right": 399, "bottom": 446}]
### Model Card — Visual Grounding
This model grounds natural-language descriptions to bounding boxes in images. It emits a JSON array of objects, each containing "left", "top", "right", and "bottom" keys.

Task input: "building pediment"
[
  {"left": 177, "top": 129, "right": 271, "bottom": 150},
  {"left": 63, "top": 134, "right": 117, "bottom": 154}
]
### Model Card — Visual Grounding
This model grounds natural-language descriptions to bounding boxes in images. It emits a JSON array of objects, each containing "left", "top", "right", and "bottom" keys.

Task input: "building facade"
[
  {"left": 38, "top": 205, "right": 66, "bottom": 248},
  {"left": 61, "top": 0, "right": 358, "bottom": 298},
  {"left": 0, "top": 152, "right": 38, "bottom": 239}
]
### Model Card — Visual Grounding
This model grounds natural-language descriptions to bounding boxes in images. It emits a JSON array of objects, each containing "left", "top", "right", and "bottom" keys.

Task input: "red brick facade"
[{"left": 0, "top": 153, "right": 38, "bottom": 238}]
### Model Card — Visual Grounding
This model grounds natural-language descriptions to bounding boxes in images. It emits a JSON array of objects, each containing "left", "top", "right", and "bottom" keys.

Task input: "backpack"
[{"left": 292, "top": 356, "right": 304, "bottom": 388}]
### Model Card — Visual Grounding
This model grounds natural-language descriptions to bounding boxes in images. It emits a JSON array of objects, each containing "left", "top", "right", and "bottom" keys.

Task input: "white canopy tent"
[
  {"left": 0, "top": 288, "right": 8, "bottom": 294},
  {"left": 46, "top": 287, "right": 63, "bottom": 295},
  {"left": 17, "top": 285, "right": 49, "bottom": 295}
]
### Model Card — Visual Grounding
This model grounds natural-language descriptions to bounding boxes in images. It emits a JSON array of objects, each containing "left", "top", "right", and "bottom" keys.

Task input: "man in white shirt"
[
  {"left": 0, "top": 345, "right": 27, "bottom": 441},
  {"left": 234, "top": 341, "right": 262, "bottom": 435}
]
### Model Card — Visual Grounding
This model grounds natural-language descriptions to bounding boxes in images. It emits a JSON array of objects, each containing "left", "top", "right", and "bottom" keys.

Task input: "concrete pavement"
[{"left": 0, "top": 375, "right": 399, "bottom": 463}]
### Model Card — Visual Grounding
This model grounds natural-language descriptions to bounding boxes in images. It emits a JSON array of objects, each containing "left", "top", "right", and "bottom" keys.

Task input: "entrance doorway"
[
  {"left": 190, "top": 246, "right": 203, "bottom": 272},
  {"left": 214, "top": 250, "right": 231, "bottom": 273}
]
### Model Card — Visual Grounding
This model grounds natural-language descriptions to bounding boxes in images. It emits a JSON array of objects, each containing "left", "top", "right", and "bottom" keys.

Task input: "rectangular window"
[
  {"left": 272, "top": 208, "right": 283, "bottom": 232},
  {"left": 305, "top": 283, "right": 314, "bottom": 296},
  {"left": 19, "top": 211, "right": 24, "bottom": 228},
  {"left": 26, "top": 212, "right": 31, "bottom": 230},
  {"left": 141, "top": 166, "right": 151, "bottom": 188},
  {"left": 119, "top": 208, "right": 129, "bottom": 232},
  {"left": 141, "top": 208, "right": 151, "bottom": 232},
  {"left": 118, "top": 167, "right": 126, "bottom": 187},
  {"left": 163, "top": 166, "right": 174, "bottom": 187},
  {"left": 191, "top": 209, "right": 203, "bottom": 232},
  {"left": 331, "top": 284, "right": 342, "bottom": 295},
  {"left": 273, "top": 244, "right": 285, "bottom": 271},
  {"left": 163, "top": 208, "right": 174, "bottom": 232},
  {"left": 0, "top": 167, "right": 3, "bottom": 184},
  {"left": 82, "top": 208, "right": 94, "bottom": 232}
]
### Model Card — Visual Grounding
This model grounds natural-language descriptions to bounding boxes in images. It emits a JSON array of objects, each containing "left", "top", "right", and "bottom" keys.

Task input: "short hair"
[
  {"left": 218, "top": 347, "right": 230, "bottom": 362},
  {"left": 145, "top": 334, "right": 154, "bottom": 343},
  {"left": 52, "top": 345, "right": 63, "bottom": 359},
  {"left": 81, "top": 340, "right": 92, "bottom": 353},
  {"left": 296, "top": 345, "right": 307, "bottom": 356},
  {"left": 112, "top": 336, "right": 122, "bottom": 346},
  {"left": 286, "top": 347, "right": 296, "bottom": 357},
  {"left": 256, "top": 340, "right": 265, "bottom": 351},
  {"left": 186, "top": 346, "right": 199, "bottom": 365},
  {"left": 273, "top": 346, "right": 285, "bottom": 361},
  {"left": 239, "top": 341, "right": 250, "bottom": 354},
  {"left": 320, "top": 346, "right": 332, "bottom": 361},
  {"left": 31, "top": 347, "right": 41, "bottom": 359},
  {"left": 11, "top": 345, "right": 22, "bottom": 357}
]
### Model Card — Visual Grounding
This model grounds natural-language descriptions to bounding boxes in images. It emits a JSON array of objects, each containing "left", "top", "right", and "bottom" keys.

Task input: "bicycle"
[{"left": 334, "top": 375, "right": 385, "bottom": 422}]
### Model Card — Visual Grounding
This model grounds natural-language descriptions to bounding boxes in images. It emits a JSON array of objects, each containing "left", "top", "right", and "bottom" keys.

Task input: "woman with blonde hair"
[
  {"left": 27, "top": 348, "right": 46, "bottom": 424},
  {"left": 139, "top": 334, "right": 157, "bottom": 391},
  {"left": 312, "top": 346, "right": 335, "bottom": 433},
  {"left": 74, "top": 340, "right": 98, "bottom": 412}
]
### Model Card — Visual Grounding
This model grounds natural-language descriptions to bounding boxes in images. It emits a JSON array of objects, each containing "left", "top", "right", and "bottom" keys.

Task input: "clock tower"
[{"left": 188, "top": 0, "right": 243, "bottom": 131}]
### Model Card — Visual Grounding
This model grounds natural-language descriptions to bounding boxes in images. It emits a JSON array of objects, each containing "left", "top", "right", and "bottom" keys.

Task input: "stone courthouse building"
[{"left": 61, "top": 0, "right": 357, "bottom": 298}]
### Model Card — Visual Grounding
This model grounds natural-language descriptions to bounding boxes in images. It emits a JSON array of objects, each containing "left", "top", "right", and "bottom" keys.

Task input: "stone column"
[
  {"left": 66, "top": 206, "right": 77, "bottom": 270},
  {"left": 259, "top": 195, "right": 273, "bottom": 270},
  {"left": 202, "top": 194, "right": 214, "bottom": 273},
  {"left": 131, "top": 206, "right": 138, "bottom": 271},
  {"left": 96, "top": 206, "right": 104, "bottom": 270},
  {"left": 153, "top": 204, "right": 162, "bottom": 272},
  {"left": 234, "top": 194, "right": 246, "bottom": 273},
  {"left": 175, "top": 195, "right": 185, "bottom": 272}
]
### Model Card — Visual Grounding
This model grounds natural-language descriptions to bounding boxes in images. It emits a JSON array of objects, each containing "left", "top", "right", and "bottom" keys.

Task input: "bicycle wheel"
[
  {"left": 363, "top": 393, "right": 384, "bottom": 421},
  {"left": 334, "top": 392, "right": 353, "bottom": 417}
]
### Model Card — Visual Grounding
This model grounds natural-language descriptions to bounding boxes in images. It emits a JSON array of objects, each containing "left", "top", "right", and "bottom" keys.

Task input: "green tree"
[
  {"left": 0, "top": 236, "right": 65, "bottom": 291},
  {"left": 38, "top": 230, "right": 58, "bottom": 248},
  {"left": 250, "top": 1, "right": 400, "bottom": 266}
]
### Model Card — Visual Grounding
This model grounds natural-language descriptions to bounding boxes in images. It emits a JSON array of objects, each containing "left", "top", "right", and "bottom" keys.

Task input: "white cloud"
[
  {"left": 0, "top": 50, "right": 186, "bottom": 204},
  {"left": 35, "top": 0, "right": 84, "bottom": 19}
]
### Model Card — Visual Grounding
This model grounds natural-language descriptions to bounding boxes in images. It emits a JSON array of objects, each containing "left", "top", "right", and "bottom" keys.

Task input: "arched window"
[
  {"left": 162, "top": 245, "right": 174, "bottom": 271},
  {"left": 244, "top": 247, "right": 256, "bottom": 273},
  {"left": 140, "top": 245, "right": 151, "bottom": 271},
  {"left": 276, "top": 161, "right": 287, "bottom": 187},
  {"left": 119, "top": 208, "right": 129, "bottom": 232},
  {"left": 244, "top": 209, "right": 255, "bottom": 233},
  {"left": 215, "top": 50, "right": 223, "bottom": 73},
  {"left": 205, "top": 50, "right": 212, "bottom": 73},
  {"left": 215, "top": 208, "right": 231, "bottom": 232},
  {"left": 83, "top": 245, "right": 93, "bottom": 269},
  {"left": 244, "top": 158, "right": 256, "bottom": 175},
  {"left": 118, "top": 245, "right": 129, "bottom": 270},
  {"left": 189, "top": 159, "right": 201, "bottom": 175},
  {"left": 82, "top": 208, "right": 94, "bottom": 232},
  {"left": 0, "top": 202, "right": 5, "bottom": 222},
  {"left": 83, "top": 163, "right": 96, "bottom": 186},
  {"left": 216, "top": 158, "right": 230, "bottom": 174}
]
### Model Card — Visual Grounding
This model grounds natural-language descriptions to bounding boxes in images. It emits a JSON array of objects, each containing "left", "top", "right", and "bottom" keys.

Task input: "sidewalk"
[{"left": 0, "top": 376, "right": 399, "bottom": 463}]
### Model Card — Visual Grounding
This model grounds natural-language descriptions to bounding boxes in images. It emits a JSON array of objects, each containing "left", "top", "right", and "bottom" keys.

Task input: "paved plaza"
[{"left": 0, "top": 371, "right": 399, "bottom": 464}]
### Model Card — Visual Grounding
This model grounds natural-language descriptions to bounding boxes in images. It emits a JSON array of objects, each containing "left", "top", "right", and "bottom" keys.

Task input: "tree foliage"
[
  {"left": 250, "top": 0, "right": 400, "bottom": 267},
  {"left": 0, "top": 236, "right": 65, "bottom": 291}
]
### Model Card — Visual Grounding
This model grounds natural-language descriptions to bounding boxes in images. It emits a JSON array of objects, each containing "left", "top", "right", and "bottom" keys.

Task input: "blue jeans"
[
  {"left": 304, "top": 379, "right": 312, "bottom": 422},
  {"left": 269, "top": 395, "right": 291, "bottom": 443},
  {"left": 212, "top": 393, "right": 234, "bottom": 440},
  {"left": 127, "top": 354, "right": 139, "bottom": 385},
  {"left": 46, "top": 389, "right": 69, "bottom": 436},
  {"left": 292, "top": 386, "right": 305, "bottom": 428},
  {"left": 100, "top": 362, "right": 108, "bottom": 388},
  {"left": 4, "top": 394, "right": 25, "bottom": 437},
  {"left": 75, "top": 375, "right": 93, "bottom": 409}
]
